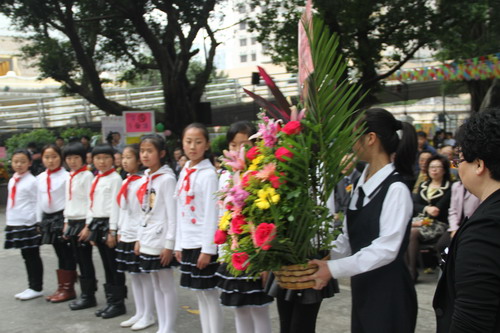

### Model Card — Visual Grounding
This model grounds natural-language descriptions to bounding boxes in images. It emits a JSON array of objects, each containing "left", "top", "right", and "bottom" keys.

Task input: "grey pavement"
[{"left": 0, "top": 208, "right": 438, "bottom": 333}]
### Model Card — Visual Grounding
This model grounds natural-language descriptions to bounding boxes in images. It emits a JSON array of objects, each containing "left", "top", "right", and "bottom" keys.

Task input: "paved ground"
[{"left": 0, "top": 209, "right": 438, "bottom": 333}]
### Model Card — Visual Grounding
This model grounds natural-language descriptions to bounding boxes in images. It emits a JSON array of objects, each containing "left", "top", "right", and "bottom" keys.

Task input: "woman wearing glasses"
[
  {"left": 408, "top": 154, "right": 452, "bottom": 282},
  {"left": 434, "top": 108, "right": 500, "bottom": 332}
]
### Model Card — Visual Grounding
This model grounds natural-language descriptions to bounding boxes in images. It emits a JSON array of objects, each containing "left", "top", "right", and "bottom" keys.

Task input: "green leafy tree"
[
  {"left": 0, "top": 0, "right": 223, "bottom": 132},
  {"left": 248, "top": 0, "right": 439, "bottom": 105},
  {"left": 59, "top": 128, "right": 98, "bottom": 141},
  {"left": 437, "top": 0, "right": 500, "bottom": 112},
  {"left": 6, "top": 129, "right": 56, "bottom": 155}
]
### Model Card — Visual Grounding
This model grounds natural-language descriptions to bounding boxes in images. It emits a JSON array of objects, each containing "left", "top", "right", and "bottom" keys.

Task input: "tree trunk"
[
  {"left": 480, "top": 78, "right": 500, "bottom": 111},
  {"left": 466, "top": 79, "right": 492, "bottom": 112}
]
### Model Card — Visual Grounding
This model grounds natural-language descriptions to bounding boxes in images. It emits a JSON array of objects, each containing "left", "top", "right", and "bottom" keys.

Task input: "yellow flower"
[
  {"left": 255, "top": 187, "right": 280, "bottom": 210},
  {"left": 219, "top": 211, "right": 231, "bottom": 230},
  {"left": 248, "top": 155, "right": 265, "bottom": 171}
]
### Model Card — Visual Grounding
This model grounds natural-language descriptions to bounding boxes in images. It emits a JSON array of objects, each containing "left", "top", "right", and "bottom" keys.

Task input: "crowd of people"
[{"left": 4, "top": 108, "right": 500, "bottom": 333}]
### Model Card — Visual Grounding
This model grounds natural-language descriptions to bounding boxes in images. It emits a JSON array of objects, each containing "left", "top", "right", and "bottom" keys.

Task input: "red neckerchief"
[
  {"left": 178, "top": 167, "right": 196, "bottom": 204},
  {"left": 89, "top": 168, "right": 115, "bottom": 208},
  {"left": 10, "top": 172, "right": 26, "bottom": 208},
  {"left": 117, "top": 174, "right": 142, "bottom": 207},
  {"left": 69, "top": 165, "right": 88, "bottom": 201},
  {"left": 46, "top": 167, "right": 62, "bottom": 206},
  {"left": 136, "top": 174, "right": 161, "bottom": 205}
]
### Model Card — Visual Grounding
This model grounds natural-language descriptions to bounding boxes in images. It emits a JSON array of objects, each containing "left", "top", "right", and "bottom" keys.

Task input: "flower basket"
[
  {"left": 215, "top": 16, "right": 365, "bottom": 286},
  {"left": 274, "top": 263, "right": 319, "bottom": 290}
]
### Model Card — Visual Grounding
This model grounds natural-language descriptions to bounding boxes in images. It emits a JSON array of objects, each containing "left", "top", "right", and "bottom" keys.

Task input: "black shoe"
[
  {"left": 101, "top": 303, "right": 126, "bottom": 319},
  {"left": 69, "top": 294, "right": 97, "bottom": 310},
  {"left": 95, "top": 304, "right": 111, "bottom": 317},
  {"left": 95, "top": 283, "right": 112, "bottom": 317}
]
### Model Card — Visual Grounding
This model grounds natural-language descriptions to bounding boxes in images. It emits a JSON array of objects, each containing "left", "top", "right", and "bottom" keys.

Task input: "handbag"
[{"left": 413, "top": 214, "right": 448, "bottom": 242}]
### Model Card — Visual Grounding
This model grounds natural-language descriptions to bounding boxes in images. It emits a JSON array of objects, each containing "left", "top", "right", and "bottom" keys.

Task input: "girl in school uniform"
[
  {"left": 174, "top": 123, "right": 223, "bottom": 333},
  {"left": 62, "top": 142, "right": 98, "bottom": 311},
  {"left": 37, "top": 144, "right": 76, "bottom": 303},
  {"left": 135, "top": 135, "right": 178, "bottom": 333},
  {"left": 87, "top": 144, "right": 126, "bottom": 319},
  {"left": 305, "top": 108, "right": 419, "bottom": 333},
  {"left": 5, "top": 149, "right": 44, "bottom": 300},
  {"left": 115, "top": 143, "right": 155, "bottom": 330},
  {"left": 216, "top": 121, "right": 273, "bottom": 333}
]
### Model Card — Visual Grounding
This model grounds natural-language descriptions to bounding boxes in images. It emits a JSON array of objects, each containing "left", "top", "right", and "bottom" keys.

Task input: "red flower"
[
  {"left": 241, "top": 170, "right": 258, "bottom": 187},
  {"left": 246, "top": 146, "right": 260, "bottom": 160},
  {"left": 282, "top": 121, "right": 302, "bottom": 135},
  {"left": 275, "top": 147, "right": 293, "bottom": 162},
  {"left": 231, "top": 214, "right": 246, "bottom": 234},
  {"left": 232, "top": 252, "right": 250, "bottom": 271},
  {"left": 253, "top": 223, "right": 276, "bottom": 250},
  {"left": 269, "top": 173, "right": 283, "bottom": 188},
  {"left": 214, "top": 229, "right": 227, "bottom": 245}
]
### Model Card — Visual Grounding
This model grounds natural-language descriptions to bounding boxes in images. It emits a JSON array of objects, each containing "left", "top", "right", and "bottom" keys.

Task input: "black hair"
[
  {"left": 416, "top": 131, "right": 427, "bottom": 138},
  {"left": 425, "top": 154, "right": 451, "bottom": 183},
  {"left": 140, "top": 134, "right": 170, "bottom": 166},
  {"left": 418, "top": 150, "right": 432, "bottom": 158},
  {"left": 456, "top": 108, "right": 500, "bottom": 181},
  {"left": 12, "top": 149, "right": 32, "bottom": 161},
  {"left": 174, "top": 147, "right": 183, "bottom": 152},
  {"left": 41, "top": 144, "right": 63, "bottom": 168},
  {"left": 63, "top": 142, "right": 87, "bottom": 162},
  {"left": 226, "top": 120, "right": 257, "bottom": 144},
  {"left": 123, "top": 143, "right": 140, "bottom": 162},
  {"left": 81, "top": 135, "right": 90, "bottom": 141},
  {"left": 91, "top": 144, "right": 115, "bottom": 159},
  {"left": 182, "top": 122, "right": 213, "bottom": 163},
  {"left": 56, "top": 136, "right": 64, "bottom": 141},
  {"left": 27, "top": 142, "right": 37, "bottom": 150},
  {"left": 363, "top": 108, "right": 417, "bottom": 176}
]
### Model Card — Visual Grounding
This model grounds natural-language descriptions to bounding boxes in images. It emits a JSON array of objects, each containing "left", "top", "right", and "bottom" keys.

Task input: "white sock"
[
  {"left": 250, "top": 306, "right": 272, "bottom": 333},
  {"left": 138, "top": 273, "right": 155, "bottom": 321},
  {"left": 129, "top": 274, "right": 144, "bottom": 321},
  {"left": 197, "top": 289, "right": 223, "bottom": 333},
  {"left": 152, "top": 269, "right": 178, "bottom": 333},
  {"left": 234, "top": 307, "right": 254, "bottom": 333}
]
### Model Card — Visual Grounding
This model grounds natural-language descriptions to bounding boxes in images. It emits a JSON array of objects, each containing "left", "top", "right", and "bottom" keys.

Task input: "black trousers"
[
  {"left": 71, "top": 240, "right": 96, "bottom": 281},
  {"left": 21, "top": 247, "right": 43, "bottom": 292},
  {"left": 95, "top": 241, "right": 125, "bottom": 286},
  {"left": 53, "top": 240, "right": 77, "bottom": 271},
  {"left": 277, "top": 294, "right": 322, "bottom": 333}
]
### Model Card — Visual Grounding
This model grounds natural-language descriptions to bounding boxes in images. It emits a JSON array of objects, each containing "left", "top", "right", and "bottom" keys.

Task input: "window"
[
  {"left": 251, "top": 37, "right": 257, "bottom": 45},
  {"left": 237, "top": 5, "right": 246, "bottom": 13},
  {"left": 239, "top": 21, "right": 246, "bottom": 30},
  {"left": 251, "top": 53, "right": 257, "bottom": 62},
  {"left": 240, "top": 38, "right": 247, "bottom": 47},
  {"left": 240, "top": 54, "right": 248, "bottom": 63}
]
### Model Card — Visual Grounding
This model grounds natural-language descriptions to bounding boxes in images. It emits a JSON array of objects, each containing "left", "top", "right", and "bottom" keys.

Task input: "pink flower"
[
  {"left": 232, "top": 252, "right": 250, "bottom": 271},
  {"left": 223, "top": 146, "right": 246, "bottom": 171},
  {"left": 281, "top": 121, "right": 301, "bottom": 135},
  {"left": 214, "top": 229, "right": 227, "bottom": 245},
  {"left": 242, "top": 170, "right": 258, "bottom": 187},
  {"left": 258, "top": 116, "right": 281, "bottom": 147},
  {"left": 230, "top": 215, "right": 246, "bottom": 234},
  {"left": 275, "top": 147, "right": 293, "bottom": 162},
  {"left": 225, "top": 184, "right": 250, "bottom": 210},
  {"left": 253, "top": 223, "right": 277, "bottom": 250},
  {"left": 246, "top": 146, "right": 260, "bottom": 160},
  {"left": 256, "top": 163, "right": 276, "bottom": 181}
]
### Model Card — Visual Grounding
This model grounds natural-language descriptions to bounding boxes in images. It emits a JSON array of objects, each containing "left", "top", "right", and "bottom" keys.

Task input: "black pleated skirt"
[
  {"left": 40, "top": 211, "right": 64, "bottom": 244},
  {"left": 116, "top": 241, "right": 141, "bottom": 273},
  {"left": 4, "top": 225, "right": 41, "bottom": 249},
  {"left": 179, "top": 248, "right": 219, "bottom": 290},
  {"left": 216, "top": 263, "right": 273, "bottom": 307},
  {"left": 138, "top": 252, "right": 179, "bottom": 273},
  {"left": 87, "top": 218, "right": 110, "bottom": 244}
]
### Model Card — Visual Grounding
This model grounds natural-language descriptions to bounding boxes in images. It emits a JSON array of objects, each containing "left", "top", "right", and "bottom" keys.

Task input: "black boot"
[
  {"left": 95, "top": 284, "right": 112, "bottom": 317},
  {"left": 69, "top": 278, "right": 97, "bottom": 310},
  {"left": 101, "top": 285, "right": 127, "bottom": 319}
]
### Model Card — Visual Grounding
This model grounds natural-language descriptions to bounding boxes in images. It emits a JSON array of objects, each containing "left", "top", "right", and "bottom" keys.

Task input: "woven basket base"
[{"left": 274, "top": 263, "right": 318, "bottom": 290}]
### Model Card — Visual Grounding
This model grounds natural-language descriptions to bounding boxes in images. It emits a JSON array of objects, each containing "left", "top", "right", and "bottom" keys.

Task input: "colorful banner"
[{"left": 388, "top": 53, "right": 500, "bottom": 82}]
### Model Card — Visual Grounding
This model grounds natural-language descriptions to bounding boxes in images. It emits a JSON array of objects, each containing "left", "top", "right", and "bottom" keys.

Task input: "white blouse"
[
  {"left": 328, "top": 163, "right": 413, "bottom": 278},
  {"left": 90, "top": 170, "right": 122, "bottom": 230},
  {"left": 36, "top": 168, "right": 68, "bottom": 221},
  {"left": 63, "top": 170, "right": 94, "bottom": 224},
  {"left": 6, "top": 172, "right": 38, "bottom": 226}
]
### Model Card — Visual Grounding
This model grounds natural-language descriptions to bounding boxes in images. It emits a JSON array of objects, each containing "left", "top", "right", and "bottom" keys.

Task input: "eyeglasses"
[
  {"left": 452, "top": 158, "right": 466, "bottom": 168},
  {"left": 428, "top": 165, "right": 444, "bottom": 170}
]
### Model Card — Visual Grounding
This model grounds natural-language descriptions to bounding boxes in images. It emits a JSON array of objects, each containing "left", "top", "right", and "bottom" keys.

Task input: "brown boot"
[
  {"left": 50, "top": 270, "right": 77, "bottom": 303},
  {"left": 45, "top": 270, "right": 63, "bottom": 302}
]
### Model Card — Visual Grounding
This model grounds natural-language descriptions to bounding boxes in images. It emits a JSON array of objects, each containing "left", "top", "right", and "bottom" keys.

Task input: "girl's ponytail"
[{"left": 394, "top": 121, "right": 417, "bottom": 177}]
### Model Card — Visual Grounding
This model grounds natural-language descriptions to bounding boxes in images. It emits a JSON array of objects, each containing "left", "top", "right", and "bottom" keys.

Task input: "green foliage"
[
  {"left": 248, "top": 0, "right": 438, "bottom": 103},
  {"left": 211, "top": 134, "right": 227, "bottom": 155},
  {"left": 59, "top": 128, "right": 98, "bottom": 141},
  {"left": 6, "top": 129, "right": 56, "bottom": 155}
]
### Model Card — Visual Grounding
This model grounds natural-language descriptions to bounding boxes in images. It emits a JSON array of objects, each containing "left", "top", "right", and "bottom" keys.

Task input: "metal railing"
[{"left": 0, "top": 72, "right": 300, "bottom": 130}]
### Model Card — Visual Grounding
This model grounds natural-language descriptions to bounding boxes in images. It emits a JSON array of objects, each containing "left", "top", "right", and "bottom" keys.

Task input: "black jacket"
[
  {"left": 433, "top": 189, "right": 500, "bottom": 332},
  {"left": 413, "top": 180, "right": 452, "bottom": 223}
]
